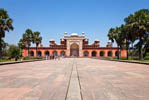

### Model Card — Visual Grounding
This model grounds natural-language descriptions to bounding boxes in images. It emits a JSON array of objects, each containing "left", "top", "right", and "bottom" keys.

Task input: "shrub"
[{"left": 8, "top": 45, "right": 22, "bottom": 61}]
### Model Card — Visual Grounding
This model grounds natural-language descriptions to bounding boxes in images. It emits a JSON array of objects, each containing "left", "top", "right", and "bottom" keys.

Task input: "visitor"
[
  {"left": 58, "top": 55, "right": 60, "bottom": 60},
  {"left": 54, "top": 55, "right": 57, "bottom": 60},
  {"left": 46, "top": 55, "right": 48, "bottom": 60}
]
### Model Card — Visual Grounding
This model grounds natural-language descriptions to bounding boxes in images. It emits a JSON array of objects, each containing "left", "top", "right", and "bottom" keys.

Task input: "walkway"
[{"left": 0, "top": 58, "right": 149, "bottom": 100}]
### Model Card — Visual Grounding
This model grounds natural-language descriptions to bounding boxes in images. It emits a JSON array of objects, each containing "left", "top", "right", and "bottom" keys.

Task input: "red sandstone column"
[
  {"left": 26, "top": 50, "right": 29, "bottom": 57},
  {"left": 121, "top": 50, "right": 127, "bottom": 57},
  {"left": 112, "top": 51, "right": 115, "bottom": 57},
  {"left": 49, "top": 50, "right": 52, "bottom": 56},
  {"left": 41, "top": 50, "right": 45, "bottom": 57},
  {"left": 98, "top": 51, "right": 100, "bottom": 57},
  {"left": 22, "top": 49, "right": 27, "bottom": 57},
  {"left": 26, "top": 49, "right": 28, "bottom": 57},
  {"left": 105, "top": 50, "right": 108, "bottom": 57},
  {"left": 89, "top": 51, "right": 92, "bottom": 57},
  {"left": 57, "top": 50, "right": 61, "bottom": 55},
  {"left": 34, "top": 50, "right": 36, "bottom": 57}
]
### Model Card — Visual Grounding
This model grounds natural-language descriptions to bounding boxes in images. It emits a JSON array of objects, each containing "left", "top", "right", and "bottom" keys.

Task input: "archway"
[
  {"left": 52, "top": 51, "right": 57, "bottom": 56},
  {"left": 92, "top": 51, "right": 97, "bottom": 57},
  {"left": 29, "top": 51, "right": 34, "bottom": 57},
  {"left": 100, "top": 51, "right": 105, "bottom": 57},
  {"left": 84, "top": 51, "right": 89, "bottom": 57},
  {"left": 60, "top": 51, "right": 65, "bottom": 56},
  {"left": 70, "top": 43, "right": 79, "bottom": 57},
  {"left": 37, "top": 51, "right": 42, "bottom": 57},
  {"left": 45, "top": 51, "right": 49, "bottom": 56},
  {"left": 108, "top": 51, "right": 113, "bottom": 57}
]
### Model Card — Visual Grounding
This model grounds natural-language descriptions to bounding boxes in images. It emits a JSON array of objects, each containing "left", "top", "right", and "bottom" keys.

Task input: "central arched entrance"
[{"left": 70, "top": 43, "right": 79, "bottom": 57}]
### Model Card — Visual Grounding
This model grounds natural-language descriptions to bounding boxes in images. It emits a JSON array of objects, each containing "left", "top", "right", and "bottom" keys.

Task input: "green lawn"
[
  {"left": 0, "top": 57, "right": 12, "bottom": 62},
  {"left": 0, "top": 57, "right": 45, "bottom": 63},
  {"left": 0, "top": 59, "right": 12, "bottom": 62},
  {"left": 139, "top": 60, "right": 149, "bottom": 62},
  {"left": 23, "top": 57, "right": 45, "bottom": 60}
]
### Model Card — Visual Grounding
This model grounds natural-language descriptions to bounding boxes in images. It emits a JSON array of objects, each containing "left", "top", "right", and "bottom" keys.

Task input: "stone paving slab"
[
  {"left": 0, "top": 59, "right": 73, "bottom": 100},
  {"left": 76, "top": 58, "right": 149, "bottom": 100},
  {"left": 0, "top": 58, "right": 149, "bottom": 100}
]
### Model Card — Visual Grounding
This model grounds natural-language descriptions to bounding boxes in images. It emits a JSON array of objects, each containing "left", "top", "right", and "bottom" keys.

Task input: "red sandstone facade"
[{"left": 22, "top": 32, "right": 127, "bottom": 57}]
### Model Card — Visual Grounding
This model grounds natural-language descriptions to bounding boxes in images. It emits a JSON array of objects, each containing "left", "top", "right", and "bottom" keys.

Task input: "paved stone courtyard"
[{"left": 0, "top": 58, "right": 149, "bottom": 100}]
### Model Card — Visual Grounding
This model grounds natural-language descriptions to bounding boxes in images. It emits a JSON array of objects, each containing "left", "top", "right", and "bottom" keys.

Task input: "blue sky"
[{"left": 1, "top": 0, "right": 149, "bottom": 46}]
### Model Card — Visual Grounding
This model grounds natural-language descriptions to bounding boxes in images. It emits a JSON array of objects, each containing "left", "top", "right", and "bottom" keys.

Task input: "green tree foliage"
[
  {"left": 108, "top": 26, "right": 125, "bottom": 59},
  {"left": 1, "top": 39, "right": 7, "bottom": 49},
  {"left": 124, "top": 9, "right": 149, "bottom": 59},
  {"left": 18, "top": 38, "right": 26, "bottom": 49},
  {"left": 19, "top": 29, "right": 33, "bottom": 57},
  {"left": 33, "top": 32, "right": 42, "bottom": 57},
  {"left": 108, "top": 9, "right": 149, "bottom": 60},
  {"left": 8, "top": 45, "right": 21, "bottom": 61},
  {"left": 0, "top": 9, "right": 14, "bottom": 58},
  {"left": 19, "top": 29, "right": 42, "bottom": 57},
  {"left": 1, "top": 39, "right": 8, "bottom": 56},
  {"left": 143, "top": 35, "right": 149, "bottom": 57}
]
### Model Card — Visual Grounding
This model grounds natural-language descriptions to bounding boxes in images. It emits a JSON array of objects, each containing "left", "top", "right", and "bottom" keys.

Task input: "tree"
[
  {"left": 107, "top": 9, "right": 149, "bottom": 60},
  {"left": 8, "top": 45, "right": 21, "bottom": 61},
  {"left": 18, "top": 38, "right": 26, "bottom": 49},
  {"left": 1, "top": 39, "right": 8, "bottom": 56},
  {"left": 1, "top": 39, "right": 8, "bottom": 49},
  {"left": 124, "top": 9, "right": 149, "bottom": 59},
  {"left": 0, "top": 9, "right": 14, "bottom": 58},
  {"left": 21, "top": 29, "right": 33, "bottom": 57},
  {"left": 120, "top": 24, "right": 135, "bottom": 59},
  {"left": 108, "top": 27, "right": 125, "bottom": 59},
  {"left": 108, "top": 28, "right": 119, "bottom": 59},
  {"left": 143, "top": 34, "right": 149, "bottom": 57},
  {"left": 33, "top": 32, "right": 42, "bottom": 57}
]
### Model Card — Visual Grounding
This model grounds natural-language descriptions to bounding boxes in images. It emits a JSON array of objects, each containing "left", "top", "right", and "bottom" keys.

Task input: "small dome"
[
  {"left": 108, "top": 40, "right": 112, "bottom": 42},
  {"left": 95, "top": 40, "right": 99, "bottom": 42},
  {"left": 50, "top": 39, "right": 54, "bottom": 41},
  {"left": 71, "top": 33, "right": 78, "bottom": 36}
]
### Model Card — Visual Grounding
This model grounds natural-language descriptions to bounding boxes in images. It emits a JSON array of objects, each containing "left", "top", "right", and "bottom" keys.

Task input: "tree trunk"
[
  {"left": 117, "top": 44, "right": 119, "bottom": 59},
  {"left": 28, "top": 44, "right": 30, "bottom": 57},
  {"left": 131, "top": 43, "right": 133, "bottom": 58},
  {"left": 36, "top": 44, "right": 38, "bottom": 57},
  {"left": 139, "top": 37, "right": 143, "bottom": 60},
  {"left": 0, "top": 37, "right": 2, "bottom": 59},
  {"left": 120, "top": 46, "right": 122, "bottom": 58},
  {"left": 126, "top": 42, "right": 129, "bottom": 60}
]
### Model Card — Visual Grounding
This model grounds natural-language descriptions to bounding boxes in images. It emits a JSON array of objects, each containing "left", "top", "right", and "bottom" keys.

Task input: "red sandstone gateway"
[{"left": 22, "top": 32, "right": 127, "bottom": 57}]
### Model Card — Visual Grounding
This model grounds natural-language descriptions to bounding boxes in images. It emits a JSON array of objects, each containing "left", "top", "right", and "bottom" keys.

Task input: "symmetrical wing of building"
[{"left": 22, "top": 32, "right": 127, "bottom": 57}]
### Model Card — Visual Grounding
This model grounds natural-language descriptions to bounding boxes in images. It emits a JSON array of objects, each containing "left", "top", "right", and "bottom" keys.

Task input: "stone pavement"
[
  {"left": 66, "top": 59, "right": 82, "bottom": 100},
  {"left": 0, "top": 58, "right": 149, "bottom": 100}
]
